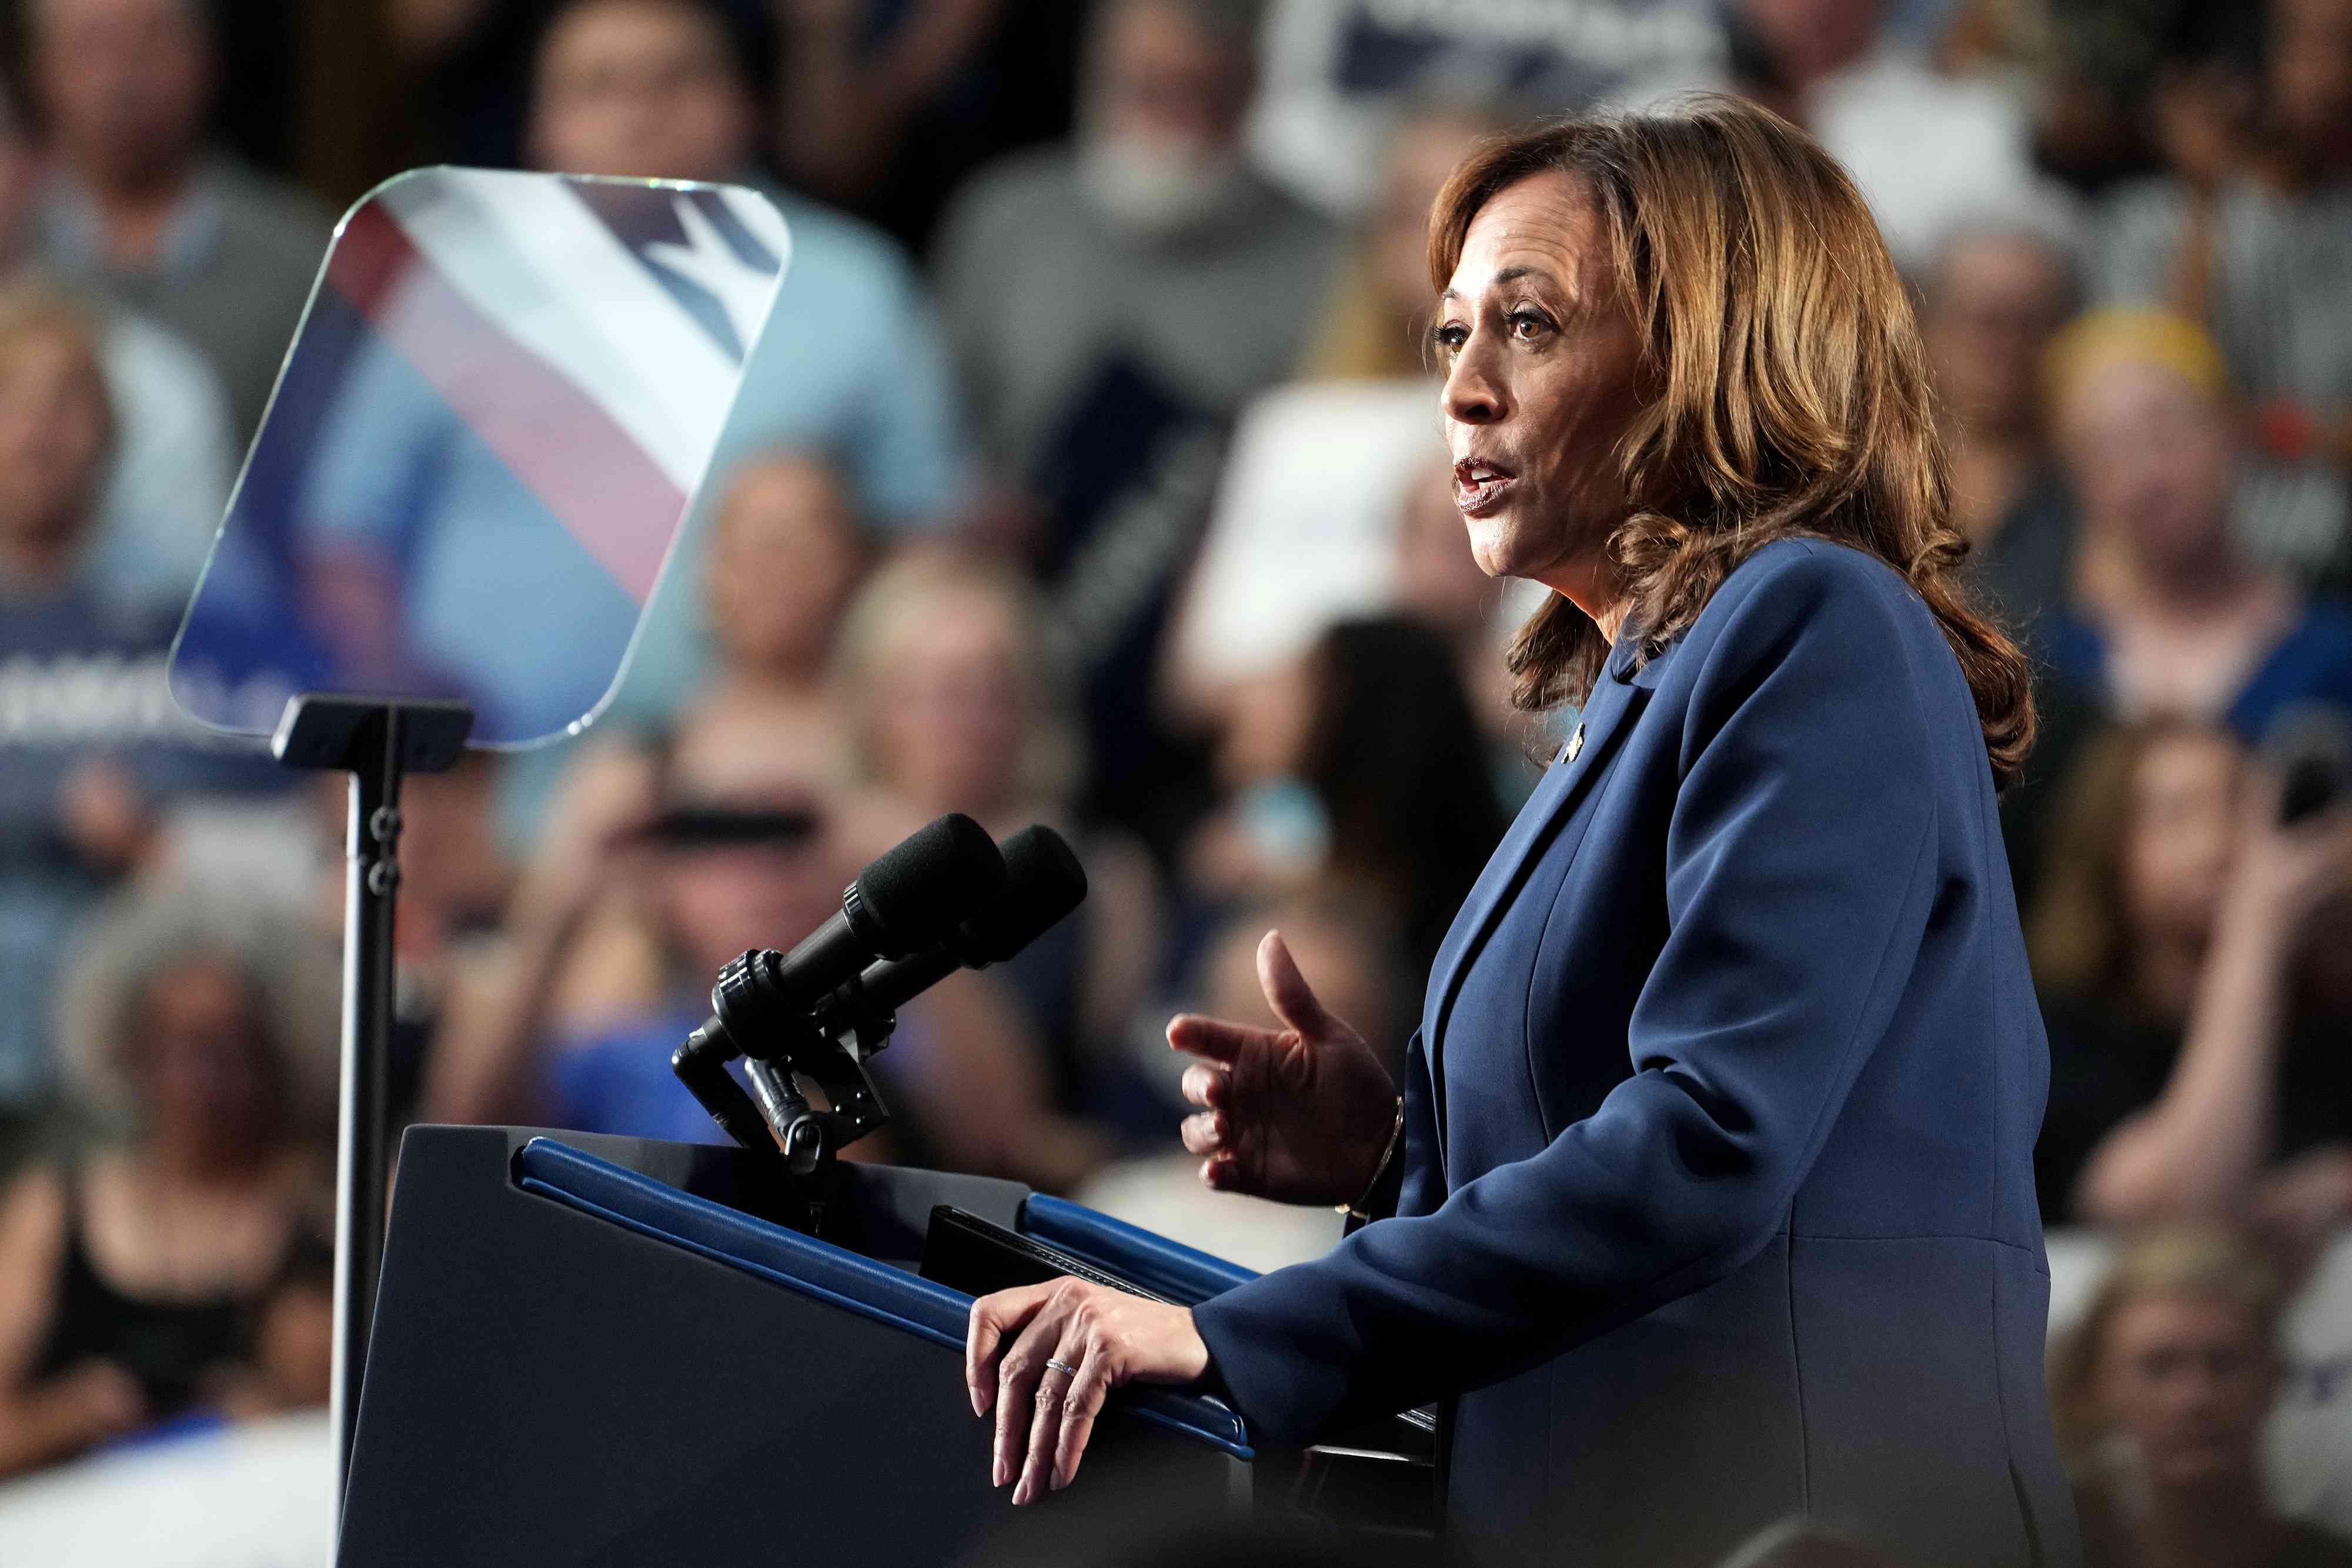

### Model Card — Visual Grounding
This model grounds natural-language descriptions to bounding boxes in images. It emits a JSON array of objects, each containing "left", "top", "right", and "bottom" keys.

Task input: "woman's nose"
[{"left": 1442, "top": 337, "right": 1508, "bottom": 426}]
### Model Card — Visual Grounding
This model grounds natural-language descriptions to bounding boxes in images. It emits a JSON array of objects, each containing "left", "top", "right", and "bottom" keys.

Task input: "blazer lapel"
[{"left": 1419, "top": 647, "right": 1655, "bottom": 1159}]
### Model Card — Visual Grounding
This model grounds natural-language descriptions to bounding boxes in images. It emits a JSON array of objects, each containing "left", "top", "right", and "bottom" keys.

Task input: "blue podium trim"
[
  {"left": 1021, "top": 1194, "right": 1262, "bottom": 1305},
  {"left": 512, "top": 1138, "right": 1254, "bottom": 1459}
]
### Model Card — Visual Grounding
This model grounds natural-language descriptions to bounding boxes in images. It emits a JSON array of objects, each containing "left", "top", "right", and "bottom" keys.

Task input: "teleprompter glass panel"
[{"left": 169, "top": 167, "right": 790, "bottom": 746}]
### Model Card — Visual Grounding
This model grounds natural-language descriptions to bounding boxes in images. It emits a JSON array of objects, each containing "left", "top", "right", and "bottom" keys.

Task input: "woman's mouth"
[{"left": 1453, "top": 458, "right": 1518, "bottom": 517}]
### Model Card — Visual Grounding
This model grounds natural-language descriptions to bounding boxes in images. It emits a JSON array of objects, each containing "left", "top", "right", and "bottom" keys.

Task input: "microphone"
[
  {"left": 817, "top": 824, "right": 1090, "bottom": 1036},
  {"left": 706, "top": 811, "right": 1006, "bottom": 1055}
]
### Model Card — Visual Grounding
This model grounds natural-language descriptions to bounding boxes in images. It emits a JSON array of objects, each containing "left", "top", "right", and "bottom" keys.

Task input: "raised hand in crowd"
[
  {"left": 417, "top": 742, "right": 663, "bottom": 1127},
  {"left": 2076, "top": 772, "right": 2352, "bottom": 1236}
]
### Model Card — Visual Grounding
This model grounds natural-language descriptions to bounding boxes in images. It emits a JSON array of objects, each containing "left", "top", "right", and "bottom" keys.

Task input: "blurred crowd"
[{"left": 0, "top": 0, "right": 2348, "bottom": 1558}]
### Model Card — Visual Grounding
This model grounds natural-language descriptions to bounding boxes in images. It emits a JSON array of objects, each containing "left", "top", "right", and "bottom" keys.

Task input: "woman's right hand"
[{"left": 1167, "top": 932, "right": 1399, "bottom": 1207}]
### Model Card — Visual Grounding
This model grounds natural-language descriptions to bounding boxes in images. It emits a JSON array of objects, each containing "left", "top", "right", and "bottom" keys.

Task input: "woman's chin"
[{"left": 1464, "top": 521, "right": 1517, "bottom": 579}]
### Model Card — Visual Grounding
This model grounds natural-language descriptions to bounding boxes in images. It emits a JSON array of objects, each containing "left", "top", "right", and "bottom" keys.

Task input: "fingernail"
[
  {"left": 993, "top": 1456, "right": 1009, "bottom": 1487},
  {"left": 1051, "top": 1466, "right": 1070, "bottom": 1492},
  {"left": 970, "top": 1387, "right": 985, "bottom": 1417},
  {"left": 1013, "top": 1477, "right": 1032, "bottom": 1506}
]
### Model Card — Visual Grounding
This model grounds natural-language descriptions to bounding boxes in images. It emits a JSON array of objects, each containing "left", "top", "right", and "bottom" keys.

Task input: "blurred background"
[{"left": 0, "top": 0, "right": 2347, "bottom": 1562}]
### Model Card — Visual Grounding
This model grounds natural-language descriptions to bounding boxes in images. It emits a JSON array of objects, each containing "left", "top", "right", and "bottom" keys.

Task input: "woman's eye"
[
  {"left": 1508, "top": 309, "right": 1552, "bottom": 341},
  {"left": 1432, "top": 322, "right": 1468, "bottom": 355}
]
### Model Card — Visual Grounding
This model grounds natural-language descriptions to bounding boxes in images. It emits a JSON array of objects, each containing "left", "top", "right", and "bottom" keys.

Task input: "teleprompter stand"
[{"left": 270, "top": 694, "right": 473, "bottom": 1497}]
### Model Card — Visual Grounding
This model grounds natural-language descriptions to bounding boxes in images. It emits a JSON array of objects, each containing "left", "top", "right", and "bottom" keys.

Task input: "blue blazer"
[{"left": 1192, "top": 540, "right": 2080, "bottom": 1568}]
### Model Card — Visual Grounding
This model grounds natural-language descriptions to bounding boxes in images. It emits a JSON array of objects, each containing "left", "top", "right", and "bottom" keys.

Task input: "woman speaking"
[{"left": 963, "top": 96, "right": 2077, "bottom": 1568}]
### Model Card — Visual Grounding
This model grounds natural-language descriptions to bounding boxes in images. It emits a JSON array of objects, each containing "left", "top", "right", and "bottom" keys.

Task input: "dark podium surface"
[{"left": 338, "top": 1126, "right": 1431, "bottom": 1566}]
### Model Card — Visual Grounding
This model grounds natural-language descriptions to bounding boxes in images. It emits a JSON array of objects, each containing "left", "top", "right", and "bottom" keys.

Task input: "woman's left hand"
[{"left": 965, "top": 1279, "right": 1210, "bottom": 1504}]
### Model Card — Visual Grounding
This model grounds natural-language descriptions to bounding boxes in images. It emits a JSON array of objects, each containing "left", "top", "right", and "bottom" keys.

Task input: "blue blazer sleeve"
[
  {"left": 1344, "top": 1031, "right": 1441, "bottom": 1233},
  {"left": 1191, "top": 554, "right": 1947, "bottom": 1444}
]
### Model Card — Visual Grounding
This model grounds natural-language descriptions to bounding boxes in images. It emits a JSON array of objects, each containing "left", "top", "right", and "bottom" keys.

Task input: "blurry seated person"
[
  {"left": 0, "top": 281, "right": 269, "bottom": 1112},
  {"left": 0, "top": 890, "right": 335, "bottom": 1477},
  {"left": 524, "top": 0, "right": 968, "bottom": 722},
  {"left": 685, "top": 449, "right": 870, "bottom": 780},
  {"left": 1185, "top": 614, "right": 1509, "bottom": 982},
  {"left": 423, "top": 716, "right": 1109, "bottom": 1191},
  {"left": 2095, "top": 0, "right": 2352, "bottom": 489},
  {"left": 1916, "top": 199, "right": 2087, "bottom": 642},
  {"left": 2052, "top": 1225, "right": 2352, "bottom": 1568},
  {"left": 2043, "top": 310, "right": 2352, "bottom": 741},
  {"left": 830, "top": 548, "right": 1161, "bottom": 1122},
  {"left": 1293, "top": 102, "right": 1502, "bottom": 382},
  {"left": 2029, "top": 720, "right": 2352, "bottom": 1245}
]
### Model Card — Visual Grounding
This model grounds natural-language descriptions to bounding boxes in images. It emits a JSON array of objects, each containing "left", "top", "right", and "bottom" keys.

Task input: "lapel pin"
[{"left": 1563, "top": 723, "right": 1585, "bottom": 764}]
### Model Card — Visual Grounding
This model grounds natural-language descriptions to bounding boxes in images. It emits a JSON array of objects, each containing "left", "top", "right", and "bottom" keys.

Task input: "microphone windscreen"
[
  {"left": 856, "top": 813, "right": 1006, "bottom": 952},
  {"left": 962, "top": 825, "right": 1088, "bottom": 964}
]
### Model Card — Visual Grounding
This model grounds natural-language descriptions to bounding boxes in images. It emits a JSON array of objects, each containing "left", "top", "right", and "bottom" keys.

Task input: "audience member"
[
  {"left": 1187, "top": 615, "right": 1509, "bottom": 982},
  {"left": 0, "top": 83, "right": 232, "bottom": 617},
  {"left": 27, "top": 0, "right": 333, "bottom": 439},
  {"left": 829, "top": 548, "right": 1163, "bottom": 1118},
  {"left": 1969, "top": 0, "right": 2238, "bottom": 193},
  {"left": 2029, "top": 720, "right": 2352, "bottom": 1240},
  {"left": 2052, "top": 1224, "right": 2352, "bottom": 1567},
  {"left": 516, "top": 0, "right": 968, "bottom": 731},
  {"left": 0, "top": 283, "right": 269, "bottom": 1111},
  {"left": 1294, "top": 102, "right": 1501, "bottom": 382},
  {"left": 1919, "top": 199, "right": 2090, "bottom": 641},
  {"left": 774, "top": 1, "right": 1011, "bottom": 212},
  {"left": 380, "top": 0, "right": 771, "bottom": 167},
  {"left": 773, "top": 0, "right": 1088, "bottom": 250},
  {"left": 527, "top": 0, "right": 967, "bottom": 535},
  {"left": 2043, "top": 309, "right": 2352, "bottom": 742},
  {"left": 680, "top": 449, "right": 871, "bottom": 778},
  {"left": 0, "top": 885, "right": 335, "bottom": 1479},
  {"left": 1640, "top": 0, "right": 2040, "bottom": 266},
  {"left": 2096, "top": 0, "right": 2352, "bottom": 468},
  {"left": 1915, "top": 196, "right": 2104, "bottom": 902},
  {"left": 1242, "top": 0, "right": 1726, "bottom": 218},
  {"left": 936, "top": 0, "right": 1334, "bottom": 482}
]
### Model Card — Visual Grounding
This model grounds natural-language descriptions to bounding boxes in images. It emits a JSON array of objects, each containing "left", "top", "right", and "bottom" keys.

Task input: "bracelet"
[{"left": 1337, "top": 1096, "right": 1407, "bottom": 1221}]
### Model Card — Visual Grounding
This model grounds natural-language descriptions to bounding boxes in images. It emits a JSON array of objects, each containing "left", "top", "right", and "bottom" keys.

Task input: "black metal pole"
[
  {"left": 330, "top": 706, "right": 403, "bottom": 1492},
  {"left": 271, "top": 693, "right": 470, "bottom": 1520}
]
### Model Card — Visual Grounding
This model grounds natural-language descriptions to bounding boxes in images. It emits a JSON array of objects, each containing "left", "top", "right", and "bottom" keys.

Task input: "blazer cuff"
[{"left": 1189, "top": 1269, "right": 1367, "bottom": 1447}]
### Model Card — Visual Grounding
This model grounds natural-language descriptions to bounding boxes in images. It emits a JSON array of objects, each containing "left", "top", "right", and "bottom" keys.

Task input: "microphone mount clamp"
[{"left": 671, "top": 944, "right": 906, "bottom": 1225}]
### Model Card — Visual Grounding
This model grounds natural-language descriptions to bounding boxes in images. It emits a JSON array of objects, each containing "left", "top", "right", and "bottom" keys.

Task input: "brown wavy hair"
[{"left": 1428, "top": 96, "right": 2036, "bottom": 788}]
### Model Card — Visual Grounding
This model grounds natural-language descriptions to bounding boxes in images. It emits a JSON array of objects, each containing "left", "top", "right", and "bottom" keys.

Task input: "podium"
[{"left": 337, "top": 1126, "right": 1432, "bottom": 1566}]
